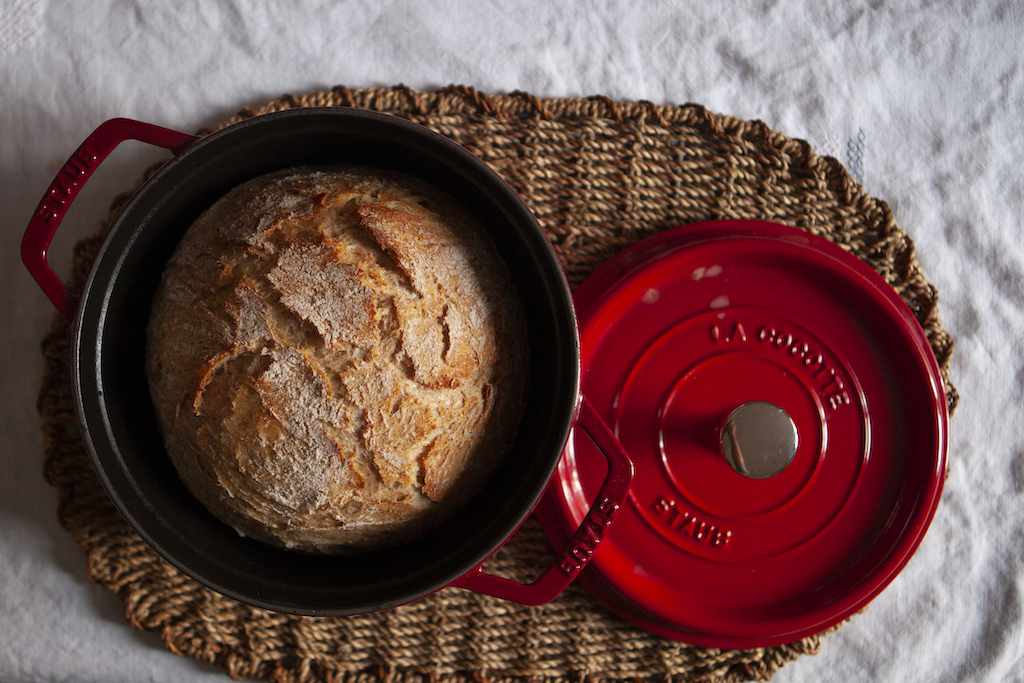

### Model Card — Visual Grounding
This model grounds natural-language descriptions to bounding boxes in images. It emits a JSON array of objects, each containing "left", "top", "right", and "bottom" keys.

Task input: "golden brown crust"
[{"left": 146, "top": 166, "right": 527, "bottom": 553}]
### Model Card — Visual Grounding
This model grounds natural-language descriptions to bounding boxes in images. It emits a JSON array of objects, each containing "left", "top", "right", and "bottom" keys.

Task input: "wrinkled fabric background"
[{"left": 1, "top": 2, "right": 1021, "bottom": 681}]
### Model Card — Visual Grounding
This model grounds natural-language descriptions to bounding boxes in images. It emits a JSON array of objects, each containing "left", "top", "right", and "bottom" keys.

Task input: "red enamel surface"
[
  {"left": 537, "top": 220, "right": 948, "bottom": 648},
  {"left": 22, "top": 118, "right": 197, "bottom": 324}
]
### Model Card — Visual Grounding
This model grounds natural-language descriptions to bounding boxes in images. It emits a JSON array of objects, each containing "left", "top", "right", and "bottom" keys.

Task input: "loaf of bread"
[{"left": 145, "top": 166, "right": 528, "bottom": 553}]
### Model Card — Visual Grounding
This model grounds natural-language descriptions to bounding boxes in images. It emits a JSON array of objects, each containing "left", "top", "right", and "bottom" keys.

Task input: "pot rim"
[{"left": 64, "top": 107, "right": 584, "bottom": 614}]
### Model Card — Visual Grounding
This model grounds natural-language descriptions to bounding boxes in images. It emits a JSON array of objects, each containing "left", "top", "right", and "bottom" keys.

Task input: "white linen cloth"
[{"left": 1, "top": 2, "right": 1021, "bottom": 681}]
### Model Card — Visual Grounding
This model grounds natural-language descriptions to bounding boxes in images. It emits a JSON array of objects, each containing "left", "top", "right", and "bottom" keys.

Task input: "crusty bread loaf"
[{"left": 145, "top": 166, "right": 528, "bottom": 553}]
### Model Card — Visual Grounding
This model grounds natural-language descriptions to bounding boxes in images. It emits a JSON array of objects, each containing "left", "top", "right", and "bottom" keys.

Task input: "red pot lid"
[{"left": 536, "top": 220, "right": 948, "bottom": 648}]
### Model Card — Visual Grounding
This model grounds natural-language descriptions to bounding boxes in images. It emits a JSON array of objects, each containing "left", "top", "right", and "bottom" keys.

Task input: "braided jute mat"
[{"left": 39, "top": 85, "right": 958, "bottom": 683}]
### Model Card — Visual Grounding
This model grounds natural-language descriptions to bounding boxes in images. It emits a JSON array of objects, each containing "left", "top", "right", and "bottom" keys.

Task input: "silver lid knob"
[{"left": 721, "top": 401, "right": 798, "bottom": 479}]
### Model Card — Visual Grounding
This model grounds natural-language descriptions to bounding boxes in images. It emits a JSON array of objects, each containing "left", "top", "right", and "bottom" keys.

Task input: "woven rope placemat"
[{"left": 39, "top": 85, "right": 958, "bottom": 683}]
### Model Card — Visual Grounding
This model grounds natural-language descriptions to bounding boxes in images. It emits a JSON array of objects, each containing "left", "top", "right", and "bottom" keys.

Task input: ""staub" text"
[
  {"left": 558, "top": 497, "right": 620, "bottom": 575},
  {"left": 651, "top": 495, "right": 731, "bottom": 547},
  {"left": 35, "top": 147, "right": 98, "bottom": 223}
]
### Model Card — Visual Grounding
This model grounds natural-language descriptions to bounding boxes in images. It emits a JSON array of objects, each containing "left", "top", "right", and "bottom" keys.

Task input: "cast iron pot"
[{"left": 23, "top": 109, "right": 633, "bottom": 615}]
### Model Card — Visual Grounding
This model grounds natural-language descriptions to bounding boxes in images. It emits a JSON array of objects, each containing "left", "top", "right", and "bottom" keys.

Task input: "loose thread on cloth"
[{"left": 38, "top": 84, "right": 958, "bottom": 683}]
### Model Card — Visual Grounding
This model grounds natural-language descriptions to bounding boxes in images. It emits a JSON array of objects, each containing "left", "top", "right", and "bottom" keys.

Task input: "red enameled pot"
[
  {"left": 23, "top": 110, "right": 948, "bottom": 649},
  {"left": 22, "top": 109, "right": 633, "bottom": 615}
]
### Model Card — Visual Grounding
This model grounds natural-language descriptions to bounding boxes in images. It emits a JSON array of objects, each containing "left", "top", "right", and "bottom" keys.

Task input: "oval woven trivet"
[{"left": 39, "top": 85, "right": 957, "bottom": 683}]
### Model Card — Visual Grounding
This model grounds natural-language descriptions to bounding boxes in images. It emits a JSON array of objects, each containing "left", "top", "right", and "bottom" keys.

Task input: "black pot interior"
[{"left": 73, "top": 108, "right": 580, "bottom": 614}]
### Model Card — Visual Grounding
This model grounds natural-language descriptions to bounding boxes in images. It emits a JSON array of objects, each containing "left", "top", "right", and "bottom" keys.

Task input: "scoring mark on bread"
[
  {"left": 146, "top": 166, "right": 528, "bottom": 552},
  {"left": 269, "top": 243, "right": 379, "bottom": 350}
]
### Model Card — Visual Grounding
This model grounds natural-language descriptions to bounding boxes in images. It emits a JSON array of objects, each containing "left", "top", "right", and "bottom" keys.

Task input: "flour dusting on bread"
[{"left": 146, "top": 166, "right": 528, "bottom": 553}]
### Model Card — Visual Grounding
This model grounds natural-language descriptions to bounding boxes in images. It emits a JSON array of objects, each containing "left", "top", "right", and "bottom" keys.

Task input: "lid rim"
[{"left": 543, "top": 219, "right": 948, "bottom": 648}]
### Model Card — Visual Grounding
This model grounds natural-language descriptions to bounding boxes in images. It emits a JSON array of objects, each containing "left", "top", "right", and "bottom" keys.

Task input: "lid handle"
[
  {"left": 720, "top": 401, "right": 798, "bottom": 479},
  {"left": 451, "top": 397, "right": 634, "bottom": 605}
]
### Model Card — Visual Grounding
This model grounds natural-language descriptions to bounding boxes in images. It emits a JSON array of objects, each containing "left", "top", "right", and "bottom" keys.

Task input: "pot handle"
[
  {"left": 451, "top": 397, "right": 634, "bottom": 606},
  {"left": 21, "top": 118, "right": 198, "bottom": 325}
]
